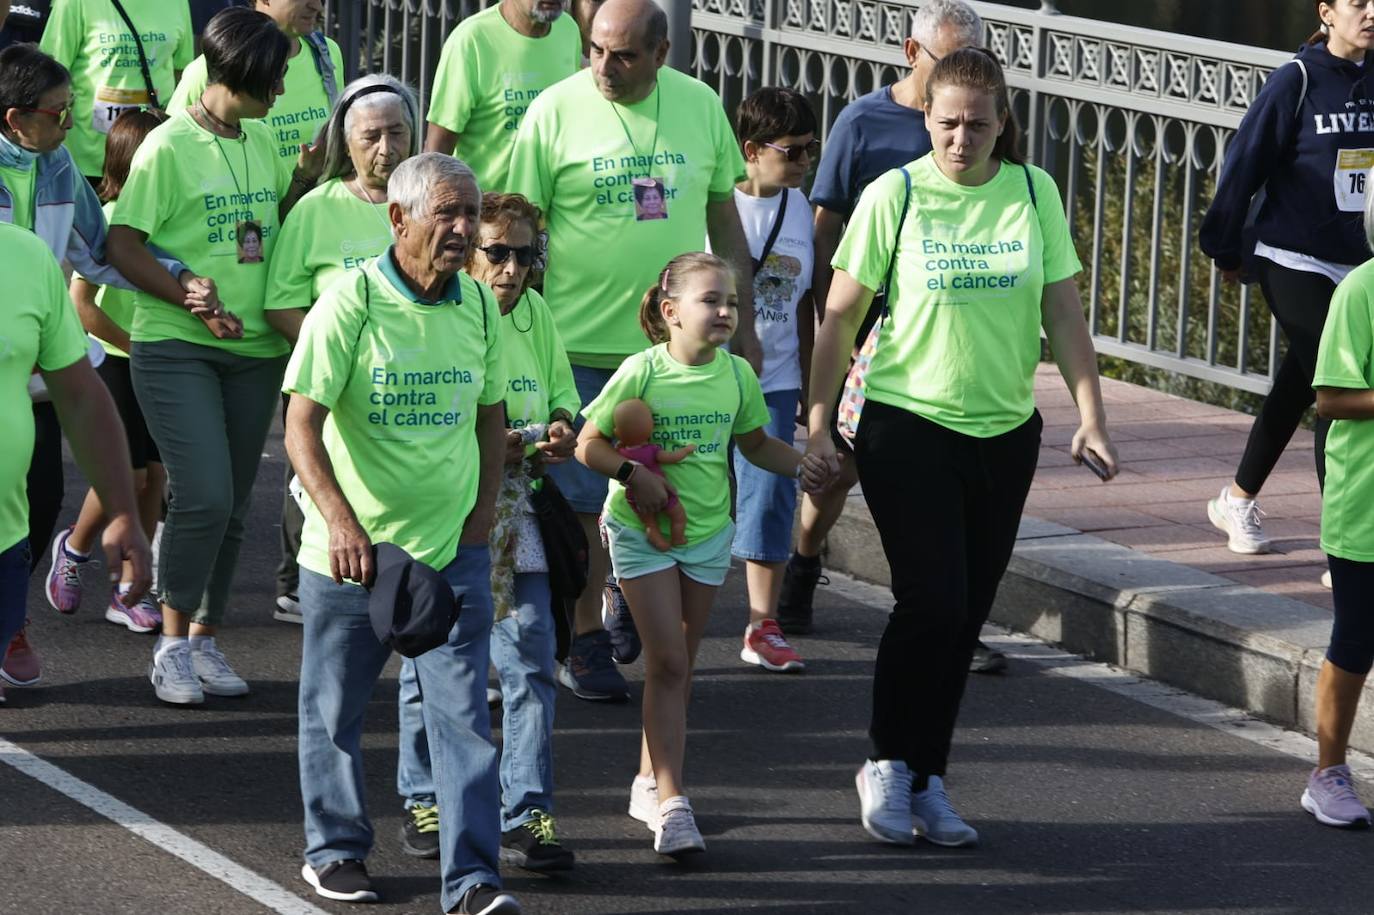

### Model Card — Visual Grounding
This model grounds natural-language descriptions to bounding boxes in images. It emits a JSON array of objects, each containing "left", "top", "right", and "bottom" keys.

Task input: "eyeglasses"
[
  {"left": 478, "top": 243, "right": 537, "bottom": 267},
  {"left": 763, "top": 139, "right": 821, "bottom": 162},
  {"left": 921, "top": 45, "right": 942, "bottom": 65},
  {"left": 21, "top": 102, "right": 73, "bottom": 124}
]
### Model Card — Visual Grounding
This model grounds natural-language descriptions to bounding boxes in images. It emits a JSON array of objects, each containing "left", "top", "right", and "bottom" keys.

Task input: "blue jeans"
[
  {"left": 0, "top": 538, "right": 30, "bottom": 655},
  {"left": 545, "top": 364, "right": 617, "bottom": 514},
  {"left": 398, "top": 573, "right": 559, "bottom": 831},
  {"left": 298, "top": 545, "right": 500, "bottom": 910},
  {"left": 732, "top": 388, "right": 800, "bottom": 563}
]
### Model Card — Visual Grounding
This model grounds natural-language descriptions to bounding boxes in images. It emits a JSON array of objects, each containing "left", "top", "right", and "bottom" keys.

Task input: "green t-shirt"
[
  {"left": 583, "top": 344, "right": 769, "bottom": 543},
  {"left": 39, "top": 0, "right": 194, "bottom": 177},
  {"left": 508, "top": 68, "right": 746, "bottom": 365},
  {"left": 0, "top": 224, "right": 89, "bottom": 551},
  {"left": 169, "top": 35, "right": 343, "bottom": 181},
  {"left": 499, "top": 288, "right": 579, "bottom": 434},
  {"left": 111, "top": 110, "right": 290, "bottom": 357},
  {"left": 0, "top": 162, "right": 37, "bottom": 229},
  {"left": 283, "top": 252, "right": 506, "bottom": 574},
  {"left": 266, "top": 177, "right": 392, "bottom": 313},
  {"left": 1315, "top": 259, "right": 1374, "bottom": 561},
  {"left": 426, "top": 5, "right": 581, "bottom": 193},
  {"left": 833, "top": 156, "right": 1082, "bottom": 438},
  {"left": 79, "top": 200, "right": 137, "bottom": 358}
]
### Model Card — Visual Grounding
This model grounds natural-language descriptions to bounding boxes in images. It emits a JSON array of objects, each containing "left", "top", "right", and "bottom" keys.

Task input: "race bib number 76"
[{"left": 1334, "top": 148, "right": 1374, "bottom": 213}]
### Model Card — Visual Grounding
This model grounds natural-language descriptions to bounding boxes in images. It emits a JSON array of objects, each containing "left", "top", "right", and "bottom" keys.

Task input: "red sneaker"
[
  {"left": 740, "top": 619, "right": 804, "bottom": 672},
  {"left": 1, "top": 624, "right": 42, "bottom": 686}
]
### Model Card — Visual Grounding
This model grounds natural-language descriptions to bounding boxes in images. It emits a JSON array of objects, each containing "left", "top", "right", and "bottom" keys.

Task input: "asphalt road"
[{"left": 1, "top": 419, "right": 1371, "bottom": 915}]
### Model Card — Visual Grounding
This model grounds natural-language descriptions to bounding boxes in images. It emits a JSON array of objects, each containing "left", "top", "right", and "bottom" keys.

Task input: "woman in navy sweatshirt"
[{"left": 1200, "top": 0, "right": 1374, "bottom": 566}]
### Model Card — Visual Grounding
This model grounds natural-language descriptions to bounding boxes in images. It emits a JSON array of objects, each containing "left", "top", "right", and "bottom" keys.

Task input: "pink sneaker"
[
  {"left": 106, "top": 590, "right": 162, "bottom": 633},
  {"left": 44, "top": 527, "right": 89, "bottom": 614},
  {"left": 1, "top": 625, "right": 42, "bottom": 686},
  {"left": 740, "top": 619, "right": 805, "bottom": 672}
]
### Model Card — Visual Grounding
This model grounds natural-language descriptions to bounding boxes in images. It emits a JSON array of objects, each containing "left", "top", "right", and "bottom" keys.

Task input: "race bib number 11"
[
  {"left": 1334, "top": 148, "right": 1374, "bottom": 213},
  {"left": 92, "top": 85, "right": 150, "bottom": 135}
]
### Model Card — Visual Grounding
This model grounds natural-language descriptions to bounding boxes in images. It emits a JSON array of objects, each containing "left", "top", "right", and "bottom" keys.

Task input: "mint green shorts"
[{"left": 603, "top": 514, "right": 735, "bottom": 587}]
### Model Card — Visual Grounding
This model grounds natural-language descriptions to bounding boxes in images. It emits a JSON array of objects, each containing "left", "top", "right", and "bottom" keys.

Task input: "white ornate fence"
[{"left": 325, "top": 0, "right": 1293, "bottom": 396}]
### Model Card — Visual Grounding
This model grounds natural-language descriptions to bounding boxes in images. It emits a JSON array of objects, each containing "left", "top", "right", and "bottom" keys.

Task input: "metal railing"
[{"left": 324, "top": 0, "right": 1292, "bottom": 396}]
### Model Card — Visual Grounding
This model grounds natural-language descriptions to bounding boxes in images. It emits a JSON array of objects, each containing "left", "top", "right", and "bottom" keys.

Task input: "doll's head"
[{"left": 613, "top": 398, "right": 655, "bottom": 448}]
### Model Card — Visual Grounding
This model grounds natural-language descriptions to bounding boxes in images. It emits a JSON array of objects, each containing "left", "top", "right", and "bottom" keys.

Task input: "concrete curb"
[{"left": 822, "top": 496, "right": 1374, "bottom": 754}]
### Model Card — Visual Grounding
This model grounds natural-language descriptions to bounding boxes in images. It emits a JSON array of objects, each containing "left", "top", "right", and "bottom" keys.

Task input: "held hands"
[
  {"left": 797, "top": 450, "right": 833, "bottom": 494},
  {"left": 803, "top": 429, "right": 843, "bottom": 492},
  {"left": 1071, "top": 424, "right": 1120, "bottom": 482},
  {"left": 102, "top": 513, "right": 152, "bottom": 607},
  {"left": 328, "top": 515, "right": 375, "bottom": 586},
  {"left": 181, "top": 273, "right": 244, "bottom": 339},
  {"left": 504, "top": 429, "right": 526, "bottom": 465},
  {"left": 535, "top": 419, "right": 577, "bottom": 464}
]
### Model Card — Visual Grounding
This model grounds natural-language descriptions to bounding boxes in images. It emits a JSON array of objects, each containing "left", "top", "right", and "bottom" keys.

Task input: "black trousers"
[
  {"left": 854, "top": 401, "right": 1041, "bottom": 776},
  {"left": 1236, "top": 260, "right": 1334, "bottom": 494},
  {"left": 26, "top": 402, "right": 63, "bottom": 574}
]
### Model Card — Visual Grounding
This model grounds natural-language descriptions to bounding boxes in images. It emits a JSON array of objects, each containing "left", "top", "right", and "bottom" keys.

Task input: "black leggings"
[
  {"left": 1327, "top": 557, "right": 1374, "bottom": 676},
  {"left": 854, "top": 401, "right": 1041, "bottom": 776},
  {"left": 1235, "top": 260, "right": 1334, "bottom": 494},
  {"left": 26, "top": 402, "right": 63, "bottom": 574}
]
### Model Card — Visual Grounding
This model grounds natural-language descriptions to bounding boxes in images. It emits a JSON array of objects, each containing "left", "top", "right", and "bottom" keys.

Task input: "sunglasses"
[
  {"left": 478, "top": 243, "right": 537, "bottom": 267},
  {"left": 21, "top": 102, "right": 73, "bottom": 124},
  {"left": 763, "top": 139, "right": 821, "bottom": 162}
]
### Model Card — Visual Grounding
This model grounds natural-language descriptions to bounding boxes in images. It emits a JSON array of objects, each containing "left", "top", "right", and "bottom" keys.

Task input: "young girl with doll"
[{"left": 575, "top": 252, "right": 832, "bottom": 857}]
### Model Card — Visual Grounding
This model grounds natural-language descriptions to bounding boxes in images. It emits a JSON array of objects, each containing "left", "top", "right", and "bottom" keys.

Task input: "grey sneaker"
[
  {"left": 149, "top": 641, "right": 203, "bottom": 705},
  {"left": 855, "top": 759, "right": 915, "bottom": 845},
  {"left": 910, "top": 774, "right": 979, "bottom": 846},
  {"left": 1207, "top": 486, "right": 1271, "bottom": 554},
  {"left": 190, "top": 639, "right": 249, "bottom": 697},
  {"left": 653, "top": 795, "right": 705, "bottom": 857},
  {"left": 1301, "top": 764, "right": 1372, "bottom": 828}
]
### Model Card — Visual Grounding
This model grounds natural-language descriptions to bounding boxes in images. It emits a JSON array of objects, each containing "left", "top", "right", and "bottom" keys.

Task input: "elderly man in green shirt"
[
  {"left": 423, "top": 0, "right": 581, "bottom": 193},
  {"left": 508, "top": 0, "right": 761, "bottom": 702}
]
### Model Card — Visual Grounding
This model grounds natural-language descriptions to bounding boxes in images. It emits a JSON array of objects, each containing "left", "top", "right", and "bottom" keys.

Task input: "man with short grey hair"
[
  {"left": 285, "top": 152, "right": 518, "bottom": 914},
  {"left": 779, "top": 0, "right": 1003, "bottom": 674}
]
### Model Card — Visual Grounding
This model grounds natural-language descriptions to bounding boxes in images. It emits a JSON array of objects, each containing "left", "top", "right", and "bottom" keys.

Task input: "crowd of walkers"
[{"left": 1, "top": 0, "right": 1372, "bottom": 912}]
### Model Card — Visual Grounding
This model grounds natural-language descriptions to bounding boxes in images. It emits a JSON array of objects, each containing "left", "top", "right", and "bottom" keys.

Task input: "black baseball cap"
[{"left": 367, "top": 543, "right": 461, "bottom": 658}]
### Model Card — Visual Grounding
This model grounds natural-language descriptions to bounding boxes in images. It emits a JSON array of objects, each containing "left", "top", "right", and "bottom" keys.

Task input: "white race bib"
[
  {"left": 1334, "top": 148, "right": 1374, "bottom": 213},
  {"left": 92, "top": 85, "right": 150, "bottom": 135}
]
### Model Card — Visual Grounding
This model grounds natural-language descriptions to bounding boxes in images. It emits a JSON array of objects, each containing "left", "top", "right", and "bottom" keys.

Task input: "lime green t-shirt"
[
  {"left": 499, "top": 288, "right": 579, "bottom": 434},
  {"left": 582, "top": 344, "right": 769, "bottom": 544},
  {"left": 426, "top": 5, "right": 581, "bottom": 193},
  {"left": 39, "top": 0, "right": 194, "bottom": 177},
  {"left": 266, "top": 177, "right": 392, "bottom": 313},
  {"left": 79, "top": 200, "right": 138, "bottom": 358},
  {"left": 508, "top": 68, "right": 746, "bottom": 365},
  {"left": 169, "top": 35, "right": 343, "bottom": 181},
  {"left": 111, "top": 110, "right": 290, "bottom": 357},
  {"left": 283, "top": 252, "right": 506, "bottom": 574},
  {"left": 0, "top": 162, "right": 37, "bottom": 230},
  {"left": 833, "top": 156, "right": 1082, "bottom": 438},
  {"left": 1315, "top": 259, "right": 1374, "bottom": 561},
  {"left": 0, "top": 224, "right": 89, "bottom": 551}
]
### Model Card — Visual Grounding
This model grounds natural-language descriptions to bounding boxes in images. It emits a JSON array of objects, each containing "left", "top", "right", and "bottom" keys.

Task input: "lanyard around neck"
[{"left": 608, "top": 82, "right": 661, "bottom": 177}]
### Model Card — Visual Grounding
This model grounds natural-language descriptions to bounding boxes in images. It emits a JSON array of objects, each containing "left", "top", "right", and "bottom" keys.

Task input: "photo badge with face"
[
  {"left": 633, "top": 177, "right": 668, "bottom": 222},
  {"left": 237, "top": 221, "right": 264, "bottom": 264}
]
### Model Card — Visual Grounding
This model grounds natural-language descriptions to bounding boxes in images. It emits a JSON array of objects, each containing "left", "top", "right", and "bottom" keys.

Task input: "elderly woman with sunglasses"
[
  {"left": 262, "top": 73, "right": 420, "bottom": 623},
  {"left": 392, "top": 191, "right": 580, "bottom": 872}
]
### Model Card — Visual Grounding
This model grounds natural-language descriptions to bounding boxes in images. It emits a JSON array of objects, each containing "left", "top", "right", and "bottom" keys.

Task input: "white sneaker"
[
  {"left": 628, "top": 774, "right": 658, "bottom": 830},
  {"left": 149, "top": 641, "right": 203, "bottom": 705},
  {"left": 1321, "top": 569, "right": 1333, "bottom": 590},
  {"left": 653, "top": 795, "right": 705, "bottom": 856},
  {"left": 910, "top": 775, "right": 979, "bottom": 846},
  {"left": 1206, "top": 486, "right": 1271, "bottom": 554},
  {"left": 856, "top": 759, "right": 915, "bottom": 845},
  {"left": 190, "top": 638, "right": 249, "bottom": 696}
]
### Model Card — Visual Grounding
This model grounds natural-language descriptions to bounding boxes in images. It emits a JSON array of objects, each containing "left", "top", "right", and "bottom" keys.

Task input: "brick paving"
[{"left": 1025, "top": 365, "right": 1331, "bottom": 611}]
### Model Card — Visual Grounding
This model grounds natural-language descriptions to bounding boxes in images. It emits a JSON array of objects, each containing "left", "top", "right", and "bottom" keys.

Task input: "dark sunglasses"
[
  {"left": 763, "top": 138, "right": 821, "bottom": 162},
  {"left": 478, "top": 243, "right": 536, "bottom": 267}
]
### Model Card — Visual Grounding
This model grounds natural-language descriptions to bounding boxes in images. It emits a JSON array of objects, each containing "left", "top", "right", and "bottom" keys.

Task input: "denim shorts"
[
  {"left": 731, "top": 389, "right": 800, "bottom": 563},
  {"left": 604, "top": 513, "right": 735, "bottom": 587},
  {"left": 545, "top": 363, "right": 617, "bottom": 515}
]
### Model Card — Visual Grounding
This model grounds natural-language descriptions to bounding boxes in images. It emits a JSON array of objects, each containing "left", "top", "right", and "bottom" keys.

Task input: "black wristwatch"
[{"left": 615, "top": 460, "right": 638, "bottom": 483}]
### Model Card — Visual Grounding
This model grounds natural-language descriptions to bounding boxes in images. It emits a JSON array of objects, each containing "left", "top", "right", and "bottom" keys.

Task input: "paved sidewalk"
[{"left": 1026, "top": 365, "right": 1329, "bottom": 612}]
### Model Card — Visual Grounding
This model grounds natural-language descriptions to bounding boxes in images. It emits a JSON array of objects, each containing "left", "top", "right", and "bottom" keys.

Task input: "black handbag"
[{"left": 529, "top": 474, "right": 588, "bottom": 661}]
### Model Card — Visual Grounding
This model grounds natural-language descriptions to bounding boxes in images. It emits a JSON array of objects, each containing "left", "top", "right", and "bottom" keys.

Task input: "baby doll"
[{"left": 613, "top": 398, "right": 694, "bottom": 551}]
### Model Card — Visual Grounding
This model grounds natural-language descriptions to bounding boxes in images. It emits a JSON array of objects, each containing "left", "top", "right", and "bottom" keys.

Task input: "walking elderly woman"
[
  {"left": 805, "top": 48, "right": 1119, "bottom": 848},
  {"left": 265, "top": 73, "right": 420, "bottom": 622},
  {"left": 285, "top": 152, "right": 519, "bottom": 915}
]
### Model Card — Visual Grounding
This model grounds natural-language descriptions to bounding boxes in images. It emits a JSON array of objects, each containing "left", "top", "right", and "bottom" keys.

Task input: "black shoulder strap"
[
  {"left": 107, "top": 0, "right": 160, "bottom": 109},
  {"left": 474, "top": 280, "right": 489, "bottom": 344},
  {"left": 752, "top": 189, "right": 788, "bottom": 274},
  {"left": 1022, "top": 164, "right": 1038, "bottom": 209},
  {"left": 876, "top": 167, "right": 912, "bottom": 324}
]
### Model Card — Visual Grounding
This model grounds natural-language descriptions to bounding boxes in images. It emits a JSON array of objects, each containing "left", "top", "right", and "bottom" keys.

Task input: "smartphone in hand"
[{"left": 1081, "top": 449, "right": 1110, "bottom": 481}]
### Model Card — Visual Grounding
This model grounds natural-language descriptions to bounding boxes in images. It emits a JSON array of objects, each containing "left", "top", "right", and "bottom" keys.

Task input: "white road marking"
[
  {"left": 827, "top": 570, "right": 1374, "bottom": 782},
  {"left": 0, "top": 736, "right": 329, "bottom": 915}
]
